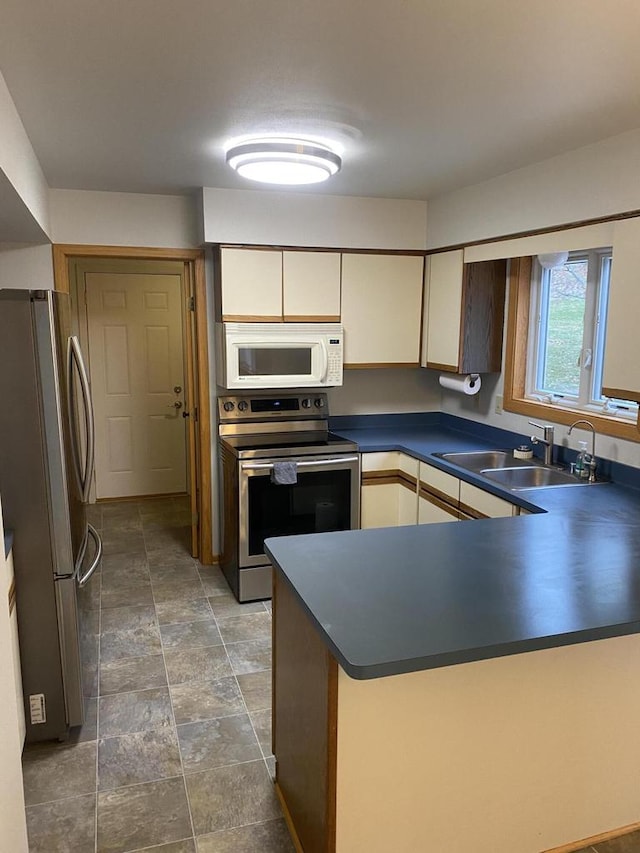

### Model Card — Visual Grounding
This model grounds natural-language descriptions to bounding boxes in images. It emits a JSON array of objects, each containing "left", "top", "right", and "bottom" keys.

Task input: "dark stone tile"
[
  {"left": 148, "top": 562, "right": 200, "bottom": 583},
  {"left": 100, "top": 622, "right": 162, "bottom": 663},
  {"left": 130, "top": 842, "right": 195, "bottom": 853},
  {"left": 144, "top": 526, "right": 191, "bottom": 548},
  {"left": 596, "top": 830, "right": 640, "bottom": 852},
  {"left": 100, "top": 654, "right": 167, "bottom": 696},
  {"left": 101, "top": 604, "right": 156, "bottom": 633},
  {"left": 249, "top": 709, "right": 272, "bottom": 757},
  {"left": 152, "top": 578, "right": 205, "bottom": 604},
  {"left": 97, "top": 777, "right": 192, "bottom": 853},
  {"left": 102, "top": 515, "right": 143, "bottom": 534},
  {"left": 102, "top": 500, "right": 140, "bottom": 519},
  {"left": 147, "top": 551, "right": 196, "bottom": 571},
  {"left": 226, "top": 639, "right": 272, "bottom": 675},
  {"left": 100, "top": 558, "right": 149, "bottom": 586},
  {"left": 237, "top": 670, "right": 272, "bottom": 712},
  {"left": 142, "top": 511, "right": 192, "bottom": 531},
  {"left": 101, "top": 552, "right": 148, "bottom": 575},
  {"left": 177, "top": 714, "right": 261, "bottom": 774},
  {"left": 98, "top": 728, "right": 182, "bottom": 791},
  {"left": 77, "top": 566, "right": 101, "bottom": 611},
  {"left": 68, "top": 696, "right": 98, "bottom": 744},
  {"left": 101, "top": 530, "right": 146, "bottom": 557},
  {"left": 160, "top": 619, "right": 222, "bottom": 651},
  {"left": 101, "top": 579, "right": 154, "bottom": 609},
  {"left": 86, "top": 503, "right": 104, "bottom": 527},
  {"left": 207, "top": 592, "right": 265, "bottom": 619},
  {"left": 99, "top": 687, "right": 173, "bottom": 738},
  {"left": 170, "top": 677, "right": 245, "bottom": 725},
  {"left": 26, "top": 793, "right": 96, "bottom": 853},
  {"left": 198, "top": 569, "right": 229, "bottom": 598},
  {"left": 266, "top": 755, "right": 276, "bottom": 780},
  {"left": 138, "top": 497, "right": 177, "bottom": 516},
  {"left": 22, "top": 741, "right": 97, "bottom": 806},
  {"left": 164, "top": 645, "right": 231, "bottom": 686},
  {"left": 196, "top": 818, "right": 295, "bottom": 853},
  {"left": 185, "top": 760, "right": 280, "bottom": 836},
  {"left": 217, "top": 612, "right": 272, "bottom": 644},
  {"left": 155, "top": 597, "right": 212, "bottom": 625}
]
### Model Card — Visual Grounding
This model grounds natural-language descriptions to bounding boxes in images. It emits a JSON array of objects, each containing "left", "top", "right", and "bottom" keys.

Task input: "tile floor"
[{"left": 22, "top": 496, "right": 294, "bottom": 853}]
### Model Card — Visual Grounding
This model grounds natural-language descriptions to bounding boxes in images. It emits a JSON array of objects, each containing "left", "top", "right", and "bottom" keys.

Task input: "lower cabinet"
[
  {"left": 361, "top": 454, "right": 520, "bottom": 529},
  {"left": 361, "top": 452, "right": 418, "bottom": 528}
]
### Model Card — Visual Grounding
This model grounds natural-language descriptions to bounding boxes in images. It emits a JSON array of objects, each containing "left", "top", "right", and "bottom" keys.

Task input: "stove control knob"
[
  {"left": 237, "top": 400, "right": 248, "bottom": 412},
  {"left": 301, "top": 398, "right": 312, "bottom": 409},
  {"left": 314, "top": 397, "right": 325, "bottom": 408},
  {"left": 223, "top": 401, "right": 235, "bottom": 412}
]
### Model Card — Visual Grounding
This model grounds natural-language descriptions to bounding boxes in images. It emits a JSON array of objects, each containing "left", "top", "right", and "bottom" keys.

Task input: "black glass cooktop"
[{"left": 220, "top": 431, "right": 358, "bottom": 459}]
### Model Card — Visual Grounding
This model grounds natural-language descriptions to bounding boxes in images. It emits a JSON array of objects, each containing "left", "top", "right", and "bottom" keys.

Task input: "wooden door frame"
[{"left": 52, "top": 243, "right": 214, "bottom": 565}]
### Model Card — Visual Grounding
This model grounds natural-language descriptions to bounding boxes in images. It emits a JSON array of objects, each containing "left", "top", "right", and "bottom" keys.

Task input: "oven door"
[{"left": 238, "top": 454, "right": 360, "bottom": 568}]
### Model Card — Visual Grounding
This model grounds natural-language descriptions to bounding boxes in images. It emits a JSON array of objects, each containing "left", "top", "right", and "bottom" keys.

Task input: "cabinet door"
[
  {"left": 361, "top": 482, "right": 400, "bottom": 528},
  {"left": 459, "top": 481, "right": 518, "bottom": 518},
  {"left": 220, "top": 248, "right": 282, "bottom": 321},
  {"left": 602, "top": 218, "right": 640, "bottom": 400},
  {"left": 398, "top": 480, "right": 418, "bottom": 525},
  {"left": 418, "top": 492, "right": 458, "bottom": 524},
  {"left": 341, "top": 254, "right": 424, "bottom": 367},
  {"left": 283, "top": 251, "right": 341, "bottom": 322},
  {"left": 418, "top": 462, "right": 460, "bottom": 504},
  {"left": 425, "top": 249, "right": 464, "bottom": 371}
]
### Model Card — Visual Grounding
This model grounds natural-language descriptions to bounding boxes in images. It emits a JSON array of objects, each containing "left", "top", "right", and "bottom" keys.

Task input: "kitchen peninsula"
[{"left": 265, "top": 426, "right": 640, "bottom": 853}]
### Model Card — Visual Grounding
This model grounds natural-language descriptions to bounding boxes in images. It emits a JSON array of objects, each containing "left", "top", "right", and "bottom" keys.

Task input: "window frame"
[{"left": 503, "top": 256, "right": 640, "bottom": 443}]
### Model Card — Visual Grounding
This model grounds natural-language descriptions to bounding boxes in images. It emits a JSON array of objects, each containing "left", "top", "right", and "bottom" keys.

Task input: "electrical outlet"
[
  {"left": 495, "top": 394, "right": 503, "bottom": 415},
  {"left": 29, "top": 693, "right": 46, "bottom": 724}
]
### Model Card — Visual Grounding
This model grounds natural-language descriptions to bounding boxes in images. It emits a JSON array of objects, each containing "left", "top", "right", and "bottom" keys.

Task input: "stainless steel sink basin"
[
  {"left": 437, "top": 450, "right": 533, "bottom": 471},
  {"left": 480, "top": 466, "right": 582, "bottom": 489}
]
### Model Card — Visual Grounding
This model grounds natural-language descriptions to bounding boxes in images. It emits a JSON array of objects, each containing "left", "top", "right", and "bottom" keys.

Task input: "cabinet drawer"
[
  {"left": 418, "top": 462, "right": 460, "bottom": 503},
  {"left": 361, "top": 452, "right": 418, "bottom": 480},
  {"left": 459, "top": 482, "right": 518, "bottom": 518}
]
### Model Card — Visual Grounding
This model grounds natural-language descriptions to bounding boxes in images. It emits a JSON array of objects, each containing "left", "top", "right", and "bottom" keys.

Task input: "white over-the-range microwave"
[{"left": 216, "top": 322, "right": 344, "bottom": 389}]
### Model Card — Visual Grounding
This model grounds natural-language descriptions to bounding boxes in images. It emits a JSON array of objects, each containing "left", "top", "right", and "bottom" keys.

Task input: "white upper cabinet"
[
  {"left": 219, "top": 247, "right": 341, "bottom": 322},
  {"left": 602, "top": 218, "right": 640, "bottom": 402},
  {"left": 341, "top": 253, "right": 424, "bottom": 367},
  {"left": 282, "top": 251, "right": 341, "bottom": 322},
  {"left": 424, "top": 250, "right": 464, "bottom": 370},
  {"left": 220, "top": 248, "right": 282, "bottom": 321}
]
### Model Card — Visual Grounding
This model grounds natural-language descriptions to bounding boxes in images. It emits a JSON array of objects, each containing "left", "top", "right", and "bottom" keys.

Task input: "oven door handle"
[{"left": 241, "top": 456, "right": 359, "bottom": 472}]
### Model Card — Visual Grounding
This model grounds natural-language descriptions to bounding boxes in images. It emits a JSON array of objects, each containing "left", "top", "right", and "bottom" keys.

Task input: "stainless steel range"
[{"left": 218, "top": 392, "right": 360, "bottom": 602}]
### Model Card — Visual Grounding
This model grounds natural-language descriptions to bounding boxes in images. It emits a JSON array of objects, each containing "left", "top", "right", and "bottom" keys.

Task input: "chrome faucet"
[
  {"left": 529, "top": 421, "right": 555, "bottom": 466},
  {"left": 568, "top": 419, "right": 597, "bottom": 482}
]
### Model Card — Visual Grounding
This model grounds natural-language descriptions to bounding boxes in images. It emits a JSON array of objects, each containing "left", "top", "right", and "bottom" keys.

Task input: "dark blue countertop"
[{"left": 265, "top": 415, "right": 640, "bottom": 679}]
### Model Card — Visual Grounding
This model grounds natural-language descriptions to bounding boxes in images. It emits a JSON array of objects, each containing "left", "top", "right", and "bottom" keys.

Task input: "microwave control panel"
[{"left": 326, "top": 336, "right": 343, "bottom": 384}]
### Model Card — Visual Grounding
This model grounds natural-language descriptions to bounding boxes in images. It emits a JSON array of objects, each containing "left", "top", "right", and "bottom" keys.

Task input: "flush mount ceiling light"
[
  {"left": 225, "top": 138, "right": 342, "bottom": 185},
  {"left": 538, "top": 251, "right": 569, "bottom": 269}
]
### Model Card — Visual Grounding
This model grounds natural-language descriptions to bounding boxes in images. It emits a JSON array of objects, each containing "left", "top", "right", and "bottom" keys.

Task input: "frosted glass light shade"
[
  {"left": 226, "top": 139, "right": 342, "bottom": 185},
  {"left": 538, "top": 251, "right": 569, "bottom": 269}
]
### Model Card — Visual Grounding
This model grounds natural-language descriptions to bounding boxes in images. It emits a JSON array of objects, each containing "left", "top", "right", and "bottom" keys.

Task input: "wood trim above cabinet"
[
  {"left": 426, "top": 361, "right": 459, "bottom": 373},
  {"left": 362, "top": 470, "right": 418, "bottom": 490},
  {"left": 222, "top": 314, "right": 283, "bottom": 323},
  {"left": 418, "top": 481, "right": 458, "bottom": 508},
  {"left": 345, "top": 362, "right": 420, "bottom": 370},
  {"left": 284, "top": 315, "right": 341, "bottom": 323}
]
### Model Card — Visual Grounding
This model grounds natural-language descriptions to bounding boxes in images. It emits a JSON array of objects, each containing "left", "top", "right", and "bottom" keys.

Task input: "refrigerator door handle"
[
  {"left": 66, "top": 337, "right": 84, "bottom": 497},
  {"left": 77, "top": 523, "right": 102, "bottom": 587},
  {"left": 69, "top": 336, "right": 95, "bottom": 503}
]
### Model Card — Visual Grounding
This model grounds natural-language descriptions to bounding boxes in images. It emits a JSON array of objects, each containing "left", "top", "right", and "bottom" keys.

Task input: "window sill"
[{"left": 504, "top": 394, "right": 640, "bottom": 443}]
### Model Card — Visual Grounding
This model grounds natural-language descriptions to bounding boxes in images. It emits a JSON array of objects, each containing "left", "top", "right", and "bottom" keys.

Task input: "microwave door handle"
[{"left": 241, "top": 456, "right": 359, "bottom": 471}]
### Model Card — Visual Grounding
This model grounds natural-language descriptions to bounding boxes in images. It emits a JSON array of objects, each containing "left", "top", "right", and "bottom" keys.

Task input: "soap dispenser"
[{"left": 575, "top": 440, "right": 589, "bottom": 479}]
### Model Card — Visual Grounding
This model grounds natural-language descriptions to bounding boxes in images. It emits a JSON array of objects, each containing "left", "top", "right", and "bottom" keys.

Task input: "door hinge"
[{"left": 188, "top": 296, "right": 195, "bottom": 311}]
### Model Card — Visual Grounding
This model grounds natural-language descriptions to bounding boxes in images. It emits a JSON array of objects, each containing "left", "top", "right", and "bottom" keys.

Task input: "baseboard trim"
[
  {"left": 275, "top": 781, "right": 304, "bottom": 853},
  {"left": 542, "top": 820, "right": 640, "bottom": 853}
]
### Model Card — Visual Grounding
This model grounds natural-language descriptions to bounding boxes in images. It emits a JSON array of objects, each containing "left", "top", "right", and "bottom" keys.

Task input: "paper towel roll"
[{"left": 438, "top": 373, "right": 481, "bottom": 395}]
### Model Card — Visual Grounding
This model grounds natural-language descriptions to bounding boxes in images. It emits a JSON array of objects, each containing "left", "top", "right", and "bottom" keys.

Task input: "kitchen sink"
[
  {"left": 437, "top": 450, "right": 534, "bottom": 471},
  {"left": 480, "top": 466, "right": 583, "bottom": 489}
]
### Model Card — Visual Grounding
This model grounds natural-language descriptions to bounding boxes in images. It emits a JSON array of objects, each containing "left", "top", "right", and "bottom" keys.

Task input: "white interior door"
[{"left": 86, "top": 272, "right": 186, "bottom": 498}]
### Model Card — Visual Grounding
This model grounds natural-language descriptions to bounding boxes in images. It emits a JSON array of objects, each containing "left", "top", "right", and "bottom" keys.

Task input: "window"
[
  {"left": 526, "top": 249, "right": 636, "bottom": 419},
  {"left": 503, "top": 251, "right": 639, "bottom": 443}
]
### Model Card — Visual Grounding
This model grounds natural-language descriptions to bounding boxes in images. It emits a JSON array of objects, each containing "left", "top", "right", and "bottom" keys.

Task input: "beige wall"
[
  {"left": 328, "top": 368, "right": 440, "bottom": 416},
  {"left": 426, "top": 126, "right": 640, "bottom": 249},
  {"left": 337, "top": 633, "right": 640, "bottom": 853},
  {"left": 0, "top": 71, "right": 50, "bottom": 240},
  {"left": 201, "top": 187, "right": 428, "bottom": 250},
  {"left": 0, "top": 243, "right": 54, "bottom": 290},
  {"left": 0, "top": 499, "right": 28, "bottom": 853},
  {"left": 49, "top": 189, "right": 199, "bottom": 248}
]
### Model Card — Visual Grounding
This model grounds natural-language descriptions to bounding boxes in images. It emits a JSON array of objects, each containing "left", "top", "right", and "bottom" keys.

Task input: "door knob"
[
  {"left": 168, "top": 401, "right": 183, "bottom": 409},
  {"left": 174, "top": 385, "right": 182, "bottom": 394}
]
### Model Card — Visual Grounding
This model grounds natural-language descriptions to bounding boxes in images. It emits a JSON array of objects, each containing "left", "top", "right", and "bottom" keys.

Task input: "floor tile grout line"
[{"left": 149, "top": 525, "right": 204, "bottom": 845}]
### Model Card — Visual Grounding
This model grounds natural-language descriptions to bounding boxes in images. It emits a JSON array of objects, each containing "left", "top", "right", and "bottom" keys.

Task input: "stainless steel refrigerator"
[{"left": 0, "top": 289, "right": 102, "bottom": 742}]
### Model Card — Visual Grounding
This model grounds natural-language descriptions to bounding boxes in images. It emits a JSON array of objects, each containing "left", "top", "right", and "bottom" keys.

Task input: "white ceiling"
[{"left": 1, "top": 0, "right": 640, "bottom": 201}]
